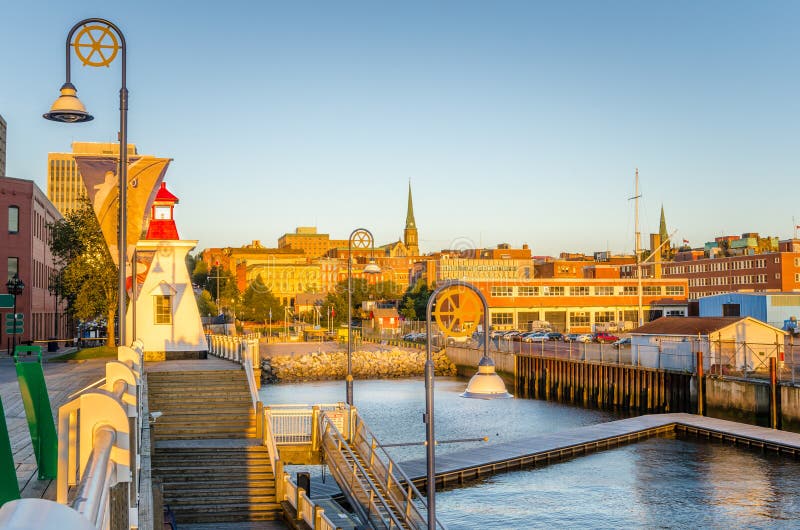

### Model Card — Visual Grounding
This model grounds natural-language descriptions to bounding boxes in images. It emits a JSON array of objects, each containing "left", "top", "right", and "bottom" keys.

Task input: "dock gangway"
[{"left": 319, "top": 410, "right": 447, "bottom": 530}]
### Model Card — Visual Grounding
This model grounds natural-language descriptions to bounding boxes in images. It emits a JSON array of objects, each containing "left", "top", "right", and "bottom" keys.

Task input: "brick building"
[{"left": 0, "top": 177, "right": 68, "bottom": 347}]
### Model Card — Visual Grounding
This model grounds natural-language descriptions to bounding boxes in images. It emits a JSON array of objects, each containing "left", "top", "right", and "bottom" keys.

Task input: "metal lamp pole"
[
  {"left": 425, "top": 280, "right": 491, "bottom": 530},
  {"left": 6, "top": 275, "right": 25, "bottom": 355},
  {"left": 346, "top": 228, "right": 380, "bottom": 406},
  {"left": 44, "top": 18, "right": 128, "bottom": 346}
]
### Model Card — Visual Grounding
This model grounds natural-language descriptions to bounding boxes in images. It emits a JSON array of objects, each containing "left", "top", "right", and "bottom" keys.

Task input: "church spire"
[
  {"left": 405, "top": 181, "right": 416, "bottom": 229},
  {"left": 403, "top": 181, "right": 419, "bottom": 255},
  {"left": 659, "top": 204, "right": 668, "bottom": 243}
]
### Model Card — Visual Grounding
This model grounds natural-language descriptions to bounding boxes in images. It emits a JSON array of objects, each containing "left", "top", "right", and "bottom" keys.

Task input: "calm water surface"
[{"left": 260, "top": 378, "right": 800, "bottom": 528}]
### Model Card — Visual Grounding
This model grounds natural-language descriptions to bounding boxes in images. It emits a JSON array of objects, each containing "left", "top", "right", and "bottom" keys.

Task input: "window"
[
  {"left": 623, "top": 286, "right": 638, "bottom": 295},
  {"left": 595, "top": 286, "right": 614, "bottom": 296},
  {"left": 569, "top": 312, "right": 590, "bottom": 327},
  {"left": 7, "top": 257, "right": 18, "bottom": 282},
  {"left": 543, "top": 286, "right": 564, "bottom": 296},
  {"left": 594, "top": 311, "right": 614, "bottom": 323},
  {"left": 491, "top": 312, "right": 513, "bottom": 326},
  {"left": 642, "top": 286, "right": 661, "bottom": 296},
  {"left": 666, "top": 286, "right": 685, "bottom": 296},
  {"left": 570, "top": 286, "right": 590, "bottom": 296},
  {"left": 517, "top": 286, "right": 538, "bottom": 296},
  {"left": 490, "top": 286, "right": 513, "bottom": 297},
  {"left": 154, "top": 295, "right": 172, "bottom": 324},
  {"left": 8, "top": 206, "right": 19, "bottom": 233}
]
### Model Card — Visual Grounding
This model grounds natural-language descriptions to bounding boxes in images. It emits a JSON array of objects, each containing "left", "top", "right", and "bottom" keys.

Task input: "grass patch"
[{"left": 49, "top": 345, "right": 117, "bottom": 362}]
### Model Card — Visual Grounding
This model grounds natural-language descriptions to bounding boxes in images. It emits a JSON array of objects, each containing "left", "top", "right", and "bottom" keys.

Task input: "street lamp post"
[
  {"left": 6, "top": 274, "right": 25, "bottom": 355},
  {"left": 44, "top": 18, "right": 129, "bottom": 346},
  {"left": 423, "top": 281, "right": 485, "bottom": 529},
  {"left": 346, "top": 228, "right": 381, "bottom": 406}
]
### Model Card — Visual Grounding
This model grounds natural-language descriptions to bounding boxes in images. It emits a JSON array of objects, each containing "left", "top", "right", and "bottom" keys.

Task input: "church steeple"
[
  {"left": 405, "top": 182, "right": 416, "bottom": 229},
  {"left": 403, "top": 181, "right": 420, "bottom": 255},
  {"left": 659, "top": 205, "right": 668, "bottom": 243}
]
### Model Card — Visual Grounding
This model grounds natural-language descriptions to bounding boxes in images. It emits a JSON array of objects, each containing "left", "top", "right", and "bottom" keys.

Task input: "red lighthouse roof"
[{"left": 154, "top": 181, "right": 179, "bottom": 203}]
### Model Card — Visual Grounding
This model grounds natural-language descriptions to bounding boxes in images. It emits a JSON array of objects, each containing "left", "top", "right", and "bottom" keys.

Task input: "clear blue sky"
[{"left": 1, "top": 1, "right": 798, "bottom": 256}]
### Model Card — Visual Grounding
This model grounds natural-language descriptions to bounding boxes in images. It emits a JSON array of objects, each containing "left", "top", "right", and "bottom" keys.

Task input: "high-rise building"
[
  {"left": 403, "top": 182, "right": 419, "bottom": 256},
  {"left": 47, "top": 142, "right": 138, "bottom": 215},
  {"left": 0, "top": 114, "right": 7, "bottom": 176}
]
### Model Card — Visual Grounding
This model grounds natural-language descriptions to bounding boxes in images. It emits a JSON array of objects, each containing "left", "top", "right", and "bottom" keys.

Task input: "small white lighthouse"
[{"left": 127, "top": 182, "right": 208, "bottom": 360}]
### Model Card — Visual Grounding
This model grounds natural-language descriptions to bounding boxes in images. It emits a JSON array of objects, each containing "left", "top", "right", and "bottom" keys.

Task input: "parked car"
[
  {"left": 612, "top": 337, "right": 631, "bottom": 348},
  {"left": 522, "top": 332, "right": 548, "bottom": 343},
  {"left": 446, "top": 335, "right": 471, "bottom": 345},
  {"left": 546, "top": 332, "right": 564, "bottom": 341},
  {"left": 594, "top": 332, "right": 619, "bottom": 344},
  {"left": 565, "top": 333, "right": 592, "bottom": 343}
]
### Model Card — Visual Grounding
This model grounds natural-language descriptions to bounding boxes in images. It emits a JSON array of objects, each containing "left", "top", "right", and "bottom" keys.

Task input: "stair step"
[{"left": 170, "top": 508, "right": 283, "bottom": 523}]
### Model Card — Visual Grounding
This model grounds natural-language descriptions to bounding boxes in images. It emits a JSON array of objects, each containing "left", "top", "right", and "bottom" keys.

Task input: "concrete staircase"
[
  {"left": 148, "top": 369, "right": 256, "bottom": 440},
  {"left": 148, "top": 368, "right": 281, "bottom": 523}
]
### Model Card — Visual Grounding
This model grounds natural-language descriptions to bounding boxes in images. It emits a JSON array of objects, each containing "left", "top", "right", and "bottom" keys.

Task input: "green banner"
[
  {"left": 0, "top": 396, "right": 21, "bottom": 506},
  {"left": 15, "top": 346, "right": 57, "bottom": 480}
]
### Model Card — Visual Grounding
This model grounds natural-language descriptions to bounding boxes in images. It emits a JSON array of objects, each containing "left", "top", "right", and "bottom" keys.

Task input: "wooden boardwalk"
[
  {"left": 0, "top": 356, "right": 107, "bottom": 500},
  {"left": 399, "top": 413, "right": 800, "bottom": 489}
]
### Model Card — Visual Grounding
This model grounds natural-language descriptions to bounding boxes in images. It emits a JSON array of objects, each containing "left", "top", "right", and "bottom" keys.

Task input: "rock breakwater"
[{"left": 261, "top": 348, "right": 456, "bottom": 383}]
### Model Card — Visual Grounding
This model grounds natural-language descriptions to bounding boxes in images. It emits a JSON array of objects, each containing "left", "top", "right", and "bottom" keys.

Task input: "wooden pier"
[
  {"left": 399, "top": 413, "right": 800, "bottom": 489},
  {"left": 515, "top": 354, "right": 695, "bottom": 413}
]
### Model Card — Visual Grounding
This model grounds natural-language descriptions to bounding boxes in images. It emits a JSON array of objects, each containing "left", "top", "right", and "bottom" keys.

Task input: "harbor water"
[{"left": 260, "top": 377, "right": 800, "bottom": 528}]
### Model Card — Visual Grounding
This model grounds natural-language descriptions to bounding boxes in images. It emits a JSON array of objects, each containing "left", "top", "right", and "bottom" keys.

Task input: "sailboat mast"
[{"left": 635, "top": 168, "right": 643, "bottom": 326}]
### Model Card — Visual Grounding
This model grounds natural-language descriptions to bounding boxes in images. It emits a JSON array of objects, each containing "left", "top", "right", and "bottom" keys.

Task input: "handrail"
[
  {"left": 350, "top": 411, "right": 441, "bottom": 528},
  {"left": 346, "top": 412, "right": 445, "bottom": 530},
  {"left": 319, "top": 413, "right": 406, "bottom": 529},
  {"left": 71, "top": 426, "right": 116, "bottom": 526}
]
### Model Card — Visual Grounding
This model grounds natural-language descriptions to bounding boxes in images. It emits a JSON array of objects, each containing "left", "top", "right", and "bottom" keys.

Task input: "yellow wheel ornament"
[
  {"left": 351, "top": 229, "right": 372, "bottom": 249},
  {"left": 433, "top": 286, "right": 483, "bottom": 337},
  {"left": 72, "top": 24, "right": 119, "bottom": 67}
]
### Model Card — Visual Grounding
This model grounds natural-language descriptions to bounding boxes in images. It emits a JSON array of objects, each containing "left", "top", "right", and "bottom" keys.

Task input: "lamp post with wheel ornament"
[
  {"left": 43, "top": 18, "right": 130, "bottom": 346},
  {"left": 346, "top": 228, "right": 381, "bottom": 406},
  {"left": 425, "top": 280, "right": 510, "bottom": 530}
]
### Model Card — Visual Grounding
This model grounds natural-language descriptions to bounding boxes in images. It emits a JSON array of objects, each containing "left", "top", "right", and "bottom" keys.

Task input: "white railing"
[
  {"left": 266, "top": 403, "right": 348, "bottom": 445},
  {"left": 262, "top": 405, "right": 343, "bottom": 530},
  {"left": 0, "top": 341, "right": 145, "bottom": 530}
]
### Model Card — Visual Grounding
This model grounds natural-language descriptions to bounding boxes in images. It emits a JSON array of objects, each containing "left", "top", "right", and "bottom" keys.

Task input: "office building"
[{"left": 47, "top": 142, "right": 138, "bottom": 215}]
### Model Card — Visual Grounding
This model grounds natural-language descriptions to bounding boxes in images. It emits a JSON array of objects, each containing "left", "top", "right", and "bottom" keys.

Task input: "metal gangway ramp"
[{"left": 319, "top": 410, "right": 446, "bottom": 530}]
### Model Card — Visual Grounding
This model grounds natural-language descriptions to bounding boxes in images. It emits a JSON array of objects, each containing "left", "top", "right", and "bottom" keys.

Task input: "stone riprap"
[{"left": 261, "top": 348, "right": 456, "bottom": 383}]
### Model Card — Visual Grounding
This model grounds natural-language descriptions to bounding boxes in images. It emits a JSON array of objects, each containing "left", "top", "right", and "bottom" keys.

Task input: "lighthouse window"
[
  {"left": 155, "top": 206, "right": 171, "bottom": 219},
  {"left": 154, "top": 295, "right": 172, "bottom": 324}
]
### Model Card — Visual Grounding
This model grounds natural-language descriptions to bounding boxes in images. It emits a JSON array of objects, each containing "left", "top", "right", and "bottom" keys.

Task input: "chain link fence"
[{"left": 454, "top": 336, "right": 798, "bottom": 384}]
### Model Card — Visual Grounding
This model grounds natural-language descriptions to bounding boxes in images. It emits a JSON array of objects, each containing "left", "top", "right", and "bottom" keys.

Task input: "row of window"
[
  {"left": 489, "top": 285, "right": 685, "bottom": 297},
  {"left": 688, "top": 274, "right": 771, "bottom": 287},
  {"left": 667, "top": 257, "right": 777, "bottom": 274}
]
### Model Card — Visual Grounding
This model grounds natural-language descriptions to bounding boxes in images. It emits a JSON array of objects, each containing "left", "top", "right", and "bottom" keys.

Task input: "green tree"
[
  {"left": 195, "top": 289, "right": 217, "bottom": 317},
  {"left": 191, "top": 259, "right": 208, "bottom": 288},
  {"left": 400, "top": 279, "right": 433, "bottom": 322},
  {"left": 239, "top": 275, "right": 282, "bottom": 322},
  {"left": 323, "top": 279, "right": 404, "bottom": 326},
  {"left": 400, "top": 297, "right": 417, "bottom": 320},
  {"left": 49, "top": 202, "right": 119, "bottom": 347},
  {"left": 206, "top": 264, "right": 239, "bottom": 314}
]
